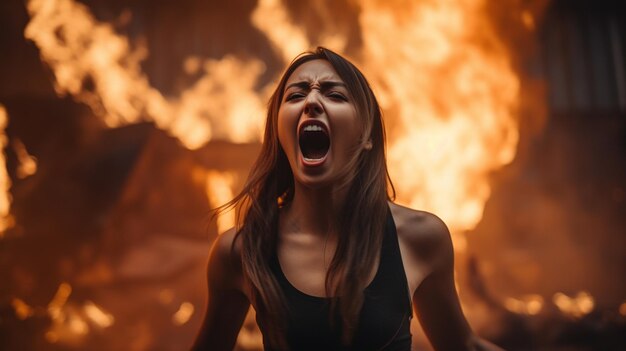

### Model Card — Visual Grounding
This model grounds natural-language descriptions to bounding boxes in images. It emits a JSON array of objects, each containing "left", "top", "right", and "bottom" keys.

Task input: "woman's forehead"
[{"left": 285, "top": 59, "right": 343, "bottom": 86}]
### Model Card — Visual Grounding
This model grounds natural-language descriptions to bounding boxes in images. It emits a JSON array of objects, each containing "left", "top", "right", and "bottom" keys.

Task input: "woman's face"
[{"left": 277, "top": 59, "right": 363, "bottom": 189}]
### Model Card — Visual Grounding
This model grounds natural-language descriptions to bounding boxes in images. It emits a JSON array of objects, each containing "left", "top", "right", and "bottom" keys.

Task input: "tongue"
[
  {"left": 304, "top": 147, "right": 327, "bottom": 160},
  {"left": 300, "top": 131, "right": 330, "bottom": 160}
]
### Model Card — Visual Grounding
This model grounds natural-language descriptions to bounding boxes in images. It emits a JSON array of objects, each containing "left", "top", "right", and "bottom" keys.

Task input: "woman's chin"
[
  {"left": 291, "top": 149, "right": 347, "bottom": 189},
  {"left": 299, "top": 149, "right": 329, "bottom": 168}
]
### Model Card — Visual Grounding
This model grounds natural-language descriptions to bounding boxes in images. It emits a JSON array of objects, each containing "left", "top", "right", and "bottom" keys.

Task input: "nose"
[{"left": 303, "top": 91, "right": 324, "bottom": 117}]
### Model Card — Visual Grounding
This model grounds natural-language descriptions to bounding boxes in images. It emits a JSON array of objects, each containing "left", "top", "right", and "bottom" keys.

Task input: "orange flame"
[
  {"left": 25, "top": 0, "right": 521, "bottom": 241},
  {"left": 172, "top": 302, "right": 195, "bottom": 326},
  {"left": 11, "top": 297, "right": 34, "bottom": 320},
  {"left": 358, "top": 0, "right": 520, "bottom": 241},
  {"left": 251, "top": 0, "right": 347, "bottom": 62},
  {"left": 45, "top": 283, "right": 91, "bottom": 345},
  {"left": 47, "top": 282, "right": 72, "bottom": 321},
  {"left": 24, "top": 0, "right": 265, "bottom": 149},
  {"left": 204, "top": 170, "right": 237, "bottom": 234},
  {"left": 553, "top": 291, "right": 595, "bottom": 319},
  {"left": 251, "top": 0, "right": 310, "bottom": 63},
  {"left": 12, "top": 138, "right": 38, "bottom": 179},
  {"left": 0, "top": 105, "right": 14, "bottom": 236},
  {"left": 83, "top": 301, "right": 114, "bottom": 328},
  {"left": 504, "top": 294, "right": 544, "bottom": 315}
]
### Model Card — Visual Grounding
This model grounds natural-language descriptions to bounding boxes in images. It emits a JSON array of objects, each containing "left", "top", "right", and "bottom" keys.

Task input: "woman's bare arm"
[
  {"left": 190, "top": 228, "right": 250, "bottom": 351},
  {"left": 409, "top": 214, "right": 505, "bottom": 351}
]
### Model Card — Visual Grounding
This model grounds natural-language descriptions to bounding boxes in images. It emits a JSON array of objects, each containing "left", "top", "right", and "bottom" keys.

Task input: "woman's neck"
[{"left": 281, "top": 182, "right": 349, "bottom": 238}]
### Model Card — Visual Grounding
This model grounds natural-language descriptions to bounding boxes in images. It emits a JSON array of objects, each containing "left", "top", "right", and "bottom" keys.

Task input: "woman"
[{"left": 192, "top": 47, "right": 504, "bottom": 351}]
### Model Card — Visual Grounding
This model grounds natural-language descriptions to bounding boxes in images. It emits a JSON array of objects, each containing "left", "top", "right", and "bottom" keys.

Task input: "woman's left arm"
[{"left": 410, "top": 214, "right": 505, "bottom": 351}]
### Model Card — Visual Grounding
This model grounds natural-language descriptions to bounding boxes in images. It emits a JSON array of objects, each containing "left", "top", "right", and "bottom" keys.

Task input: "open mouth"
[{"left": 298, "top": 121, "right": 330, "bottom": 161}]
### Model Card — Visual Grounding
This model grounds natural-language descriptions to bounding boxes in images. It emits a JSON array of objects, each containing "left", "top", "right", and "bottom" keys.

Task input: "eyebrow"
[{"left": 285, "top": 80, "right": 347, "bottom": 91}]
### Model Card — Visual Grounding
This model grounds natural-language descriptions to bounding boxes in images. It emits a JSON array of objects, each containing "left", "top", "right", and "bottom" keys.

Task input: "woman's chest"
[{"left": 256, "top": 284, "right": 411, "bottom": 351}]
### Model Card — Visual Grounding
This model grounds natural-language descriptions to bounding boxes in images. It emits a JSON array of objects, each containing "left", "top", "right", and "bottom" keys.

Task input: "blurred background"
[{"left": 0, "top": 0, "right": 624, "bottom": 350}]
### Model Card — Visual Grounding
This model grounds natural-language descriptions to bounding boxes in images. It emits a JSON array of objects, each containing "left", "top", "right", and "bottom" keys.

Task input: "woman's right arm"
[{"left": 190, "top": 228, "right": 250, "bottom": 351}]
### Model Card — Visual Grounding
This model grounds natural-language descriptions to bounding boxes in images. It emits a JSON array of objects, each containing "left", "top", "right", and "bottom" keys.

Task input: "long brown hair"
[{"left": 218, "top": 47, "right": 395, "bottom": 348}]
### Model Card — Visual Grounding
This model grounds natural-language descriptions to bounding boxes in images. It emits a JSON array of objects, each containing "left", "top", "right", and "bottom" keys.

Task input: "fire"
[
  {"left": 172, "top": 302, "right": 194, "bottom": 326},
  {"left": 12, "top": 139, "right": 38, "bottom": 179},
  {"left": 0, "top": 104, "right": 13, "bottom": 236},
  {"left": 504, "top": 294, "right": 544, "bottom": 315},
  {"left": 44, "top": 284, "right": 116, "bottom": 344},
  {"left": 48, "top": 282, "right": 72, "bottom": 318},
  {"left": 25, "top": 0, "right": 520, "bottom": 239},
  {"left": 45, "top": 283, "right": 90, "bottom": 345},
  {"left": 251, "top": 0, "right": 310, "bottom": 63},
  {"left": 359, "top": 0, "right": 520, "bottom": 240},
  {"left": 83, "top": 301, "right": 114, "bottom": 328},
  {"left": 251, "top": 0, "right": 347, "bottom": 63},
  {"left": 205, "top": 171, "right": 236, "bottom": 234},
  {"left": 251, "top": 0, "right": 520, "bottom": 240},
  {"left": 24, "top": 0, "right": 265, "bottom": 149},
  {"left": 24, "top": 0, "right": 528, "bottom": 347},
  {"left": 11, "top": 297, "right": 34, "bottom": 320},
  {"left": 553, "top": 291, "right": 595, "bottom": 319}
]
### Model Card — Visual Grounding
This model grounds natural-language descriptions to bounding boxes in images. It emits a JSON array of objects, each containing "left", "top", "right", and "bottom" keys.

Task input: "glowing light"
[
  {"left": 183, "top": 56, "right": 202, "bottom": 75},
  {"left": 521, "top": 10, "right": 535, "bottom": 30},
  {"left": 11, "top": 298, "right": 34, "bottom": 319},
  {"left": 12, "top": 139, "right": 38, "bottom": 179},
  {"left": 48, "top": 282, "right": 72, "bottom": 320},
  {"left": 172, "top": 302, "right": 194, "bottom": 326},
  {"left": 553, "top": 291, "right": 595, "bottom": 318},
  {"left": 619, "top": 301, "right": 626, "bottom": 316},
  {"left": 0, "top": 105, "right": 13, "bottom": 236},
  {"left": 504, "top": 294, "right": 544, "bottom": 315},
  {"left": 45, "top": 285, "right": 93, "bottom": 344},
  {"left": 68, "top": 313, "right": 89, "bottom": 335},
  {"left": 83, "top": 301, "right": 114, "bottom": 328},
  {"left": 205, "top": 171, "right": 236, "bottom": 234}
]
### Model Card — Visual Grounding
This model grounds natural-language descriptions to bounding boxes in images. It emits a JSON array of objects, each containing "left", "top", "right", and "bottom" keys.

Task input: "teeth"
[{"left": 303, "top": 125, "right": 324, "bottom": 132}]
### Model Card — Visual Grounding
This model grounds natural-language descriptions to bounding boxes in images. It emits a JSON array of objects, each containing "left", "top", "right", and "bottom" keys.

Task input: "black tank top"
[{"left": 257, "top": 209, "right": 413, "bottom": 350}]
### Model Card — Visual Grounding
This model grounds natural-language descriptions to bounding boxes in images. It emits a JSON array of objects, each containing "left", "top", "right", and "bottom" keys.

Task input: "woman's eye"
[
  {"left": 327, "top": 92, "right": 348, "bottom": 101},
  {"left": 285, "top": 93, "right": 305, "bottom": 101}
]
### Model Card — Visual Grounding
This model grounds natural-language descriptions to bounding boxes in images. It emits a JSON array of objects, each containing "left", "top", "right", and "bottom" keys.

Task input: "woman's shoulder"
[
  {"left": 207, "top": 227, "right": 245, "bottom": 292},
  {"left": 212, "top": 227, "right": 243, "bottom": 258},
  {"left": 388, "top": 202, "right": 454, "bottom": 270}
]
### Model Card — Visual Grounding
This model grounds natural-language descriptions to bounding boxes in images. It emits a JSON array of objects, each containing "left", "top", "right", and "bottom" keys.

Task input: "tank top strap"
[{"left": 381, "top": 206, "right": 413, "bottom": 311}]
